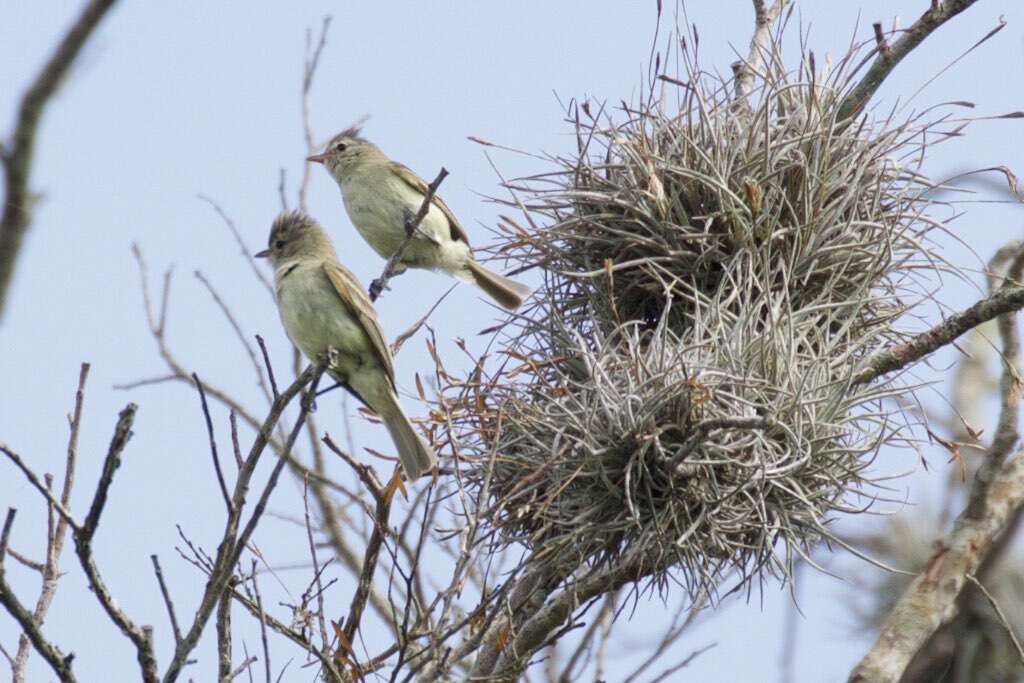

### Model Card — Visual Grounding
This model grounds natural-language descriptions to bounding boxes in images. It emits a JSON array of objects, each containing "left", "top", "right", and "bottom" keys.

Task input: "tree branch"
[
  {"left": 850, "top": 252, "right": 1024, "bottom": 681},
  {"left": 0, "top": 0, "right": 120, "bottom": 321},
  {"left": 853, "top": 284, "right": 1024, "bottom": 386},
  {"left": 162, "top": 364, "right": 324, "bottom": 682},
  {"left": 0, "top": 509, "right": 77, "bottom": 683},
  {"left": 848, "top": 450, "right": 1024, "bottom": 682},
  {"left": 12, "top": 363, "right": 89, "bottom": 680},
  {"left": 69, "top": 404, "right": 160, "bottom": 683},
  {"left": 368, "top": 168, "right": 449, "bottom": 302},
  {"left": 837, "top": 0, "right": 983, "bottom": 121},
  {"left": 731, "top": 0, "right": 788, "bottom": 105}
]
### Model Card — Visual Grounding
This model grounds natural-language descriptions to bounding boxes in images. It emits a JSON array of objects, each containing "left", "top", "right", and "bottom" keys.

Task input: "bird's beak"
[
  {"left": 254, "top": 249, "right": 270, "bottom": 258},
  {"left": 306, "top": 152, "right": 329, "bottom": 164}
]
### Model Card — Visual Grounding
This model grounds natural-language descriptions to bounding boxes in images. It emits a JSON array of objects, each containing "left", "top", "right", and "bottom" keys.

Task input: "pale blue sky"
[{"left": 1, "top": 2, "right": 1022, "bottom": 681}]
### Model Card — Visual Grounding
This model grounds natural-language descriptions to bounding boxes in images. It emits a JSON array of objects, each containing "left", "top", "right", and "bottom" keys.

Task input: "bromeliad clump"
[{"left": 435, "top": 31, "right": 958, "bottom": 596}]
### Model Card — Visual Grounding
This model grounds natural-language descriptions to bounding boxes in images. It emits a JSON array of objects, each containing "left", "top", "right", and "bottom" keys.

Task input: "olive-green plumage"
[{"left": 257, "top": 210, "right": 437, "bottom": 479}]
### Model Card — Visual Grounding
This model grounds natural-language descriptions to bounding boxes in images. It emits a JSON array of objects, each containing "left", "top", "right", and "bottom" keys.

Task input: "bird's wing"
[
  {"left": 322, "top": 261, "right": 396, "bottom": 386},
  {"left": 390, "top": 161, "right": 472, "bottom": 246}
]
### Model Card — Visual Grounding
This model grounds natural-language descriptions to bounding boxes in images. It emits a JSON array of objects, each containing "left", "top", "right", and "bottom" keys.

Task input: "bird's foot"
[
  {"left": 368, "top": 277, "right": 389, "bottom": 300},
  {"left": 383, "top": 465, "right": 408, "bottom": 503}
]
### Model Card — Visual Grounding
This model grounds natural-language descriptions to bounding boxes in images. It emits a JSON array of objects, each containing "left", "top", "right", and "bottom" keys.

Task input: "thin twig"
[
  {"left": 163, "top": 364, "right": 324, "bottom": 682},
  {"left": 193, "top": 373, "right": 234, "bottom": 514},
  {"left": 194, "top": 272, "right": 272, "bottom": 404},
  {"left": 198, "top": 195, "right": 274, "bottom": 298},
  {"left": 369, "top": 168, "right": 449, "bottom": 302},
  {"left": 227, "top": 656, "right": 258, "bottom": 681},
  {"left": 70, "top": 404, "right": 159, "bottom": 682},
  {"left": 277, "top": 168, "right": 288, "bottom": 211},
  {"left": 301, "top": 477, "right": 330, "bottom": 654},
  {"left": 0, "top": 445, "right": 79, "bottom": 531},
  {"left": 12, "top": 363, "right": 90, "bottom": 678},
  {"left": 250, "top": 561, "right": 272, "bottom": 683},
  {"left": 0, "top": 509, "right": 77, "bottom": 683},
  {"left": 256, "top": 335, "right": 280, "bottom": 399},
  {"left": 298, "top": 17, "right": 331, "bottom": 211},
  {"left": 151, "top": 555, "right": 183, "bottom": 646},
  {"left": 391, "top": 285, "right": 457, "bottom": 355},
  {"left": 966, "top": 574, "right": 1024, "bottom": 664}
]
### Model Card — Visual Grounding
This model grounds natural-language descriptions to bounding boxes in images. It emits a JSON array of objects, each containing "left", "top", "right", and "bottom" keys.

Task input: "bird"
[
  {"left": 307, "top": 127, "right": 531, "bottom": 311},
  {"left": 255, "top": 210, "right": 437, "bottom": 480}
]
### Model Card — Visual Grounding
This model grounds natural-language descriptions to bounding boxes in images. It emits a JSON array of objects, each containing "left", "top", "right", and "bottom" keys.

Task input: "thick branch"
[
  {"left": 486, "top": 553, "right": 670, "bottom": 679},
  {"left": 853, "top": 284, "right": 1024, "bottom": 386},
  {"left": 848, "top": 450, "right": 1024, "bottom": 682},
  {"left": 837, "top": 0, "right": 983, "bottom": 121},
  {"left": 731, "top": 0, "right": 787, "bottom": 104},
  {"left": 0, "top": 0, "right": 120, "bottom": 321}
]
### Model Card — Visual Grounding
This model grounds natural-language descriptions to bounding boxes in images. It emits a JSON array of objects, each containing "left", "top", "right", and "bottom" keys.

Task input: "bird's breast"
[
  {"left": 275, "top": 266, "right": 373, "bottom": 380},
  {"left": 339, "top": 171, "right": 458, "bottom": 265}
]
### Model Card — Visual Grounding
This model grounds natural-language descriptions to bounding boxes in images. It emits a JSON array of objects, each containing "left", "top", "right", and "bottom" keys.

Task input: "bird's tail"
[
  {"left": 466, "top": 260, "right": 531, "bottom": 311},
  {"left": 379, "top": 393, "right": 438, "bottom": 480}
]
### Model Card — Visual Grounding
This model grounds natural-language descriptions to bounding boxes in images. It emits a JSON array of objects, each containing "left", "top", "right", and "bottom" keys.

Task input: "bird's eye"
[
  {"left": 275, "top": 240, "right": 285, "bottom": 249},
  {"left": 334, "top": 142, "right": 347, "bottom": 153}
]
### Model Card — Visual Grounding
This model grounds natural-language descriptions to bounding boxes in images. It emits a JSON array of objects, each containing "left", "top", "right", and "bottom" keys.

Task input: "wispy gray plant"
[{"left": 435, "top": 22, "right": 966, "bottom": 601}]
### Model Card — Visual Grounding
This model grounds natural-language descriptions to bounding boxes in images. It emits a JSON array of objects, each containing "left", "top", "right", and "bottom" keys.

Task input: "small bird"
[
  {"left": 307, "top": 128, "right": 531, "bottom": 310},
  {"left": 255, "top": 210, "right": 437, "bottom": 480}
]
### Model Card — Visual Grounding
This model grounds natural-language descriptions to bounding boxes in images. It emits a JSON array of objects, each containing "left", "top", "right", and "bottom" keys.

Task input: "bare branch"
[
  {"left": 12, "top": 363, "right": 89, "bottom": 678},
  {"left": 732, "top": 0, "right": 788, "bottom": 104},
  {"left": 852, "top": 252, "right": 1024, "bottom": 680},
  {"left": 301, "top": 479, "right": 330, "bottom": 654},
  {"left": 0, "top": 0, "right": 120, "bottom": 320},
  {"left": 216, "top": 585, "right": 233, "bottom": 682},
  {"left": 66, "top": 403, "right": 159, "bottom": 682},
  {"left": 853, "top": 284, "right": 1024, "bottom": 386},
  {"left": 0, "top": 509, "right": 77, "bottom": 683},
  {"left": 965, "top": 574, "right": 1024, "bottom": 664},
  {"left": 341, "top": 468, "right": 393, "bottom": 650},
  {"left": 848, "top": 450, "right": 1024, "bottom": 682},
  {"left": 298, "top": 17, "right": 332, "bottom": 211},
  {"left": 80, "top": 404, "right": 137, "bottom": 538},
  {"left": 194, "top": 272, "right": 273, "bottom": 404},
  {"left": 198, "top": 195, "right": 274, "bottom": 298},
  {"left": 368, "top": 168, "right": 450, "bottom": 302},
  {"left": 837, "top": 0, "right": 983, "bottom": 120},
  {"left": 163, "top": 364, "right": 325, "bottom": 682},
  {"left": 249, "top": 563, "right": 272, "bottom": 683},
  {"left": 151, "top": 555, "right": 183, "bottom": 646},
  {"left": 0, "top": 445, "right": 79, "bottom": 532},
  {"left": 256, "top": 335, "right": 280, "bottom": 399},
  {"left": 193, "top": 373, "right": 234, "bottom": 514}
]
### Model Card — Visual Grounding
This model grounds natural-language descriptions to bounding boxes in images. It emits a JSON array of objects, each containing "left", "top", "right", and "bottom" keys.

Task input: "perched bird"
[
  {"left": 307, "top": 128, "right": 531, "bottom": 310},
  {"left": 255, "top": 210, "right": 437, "bottom": 480}
]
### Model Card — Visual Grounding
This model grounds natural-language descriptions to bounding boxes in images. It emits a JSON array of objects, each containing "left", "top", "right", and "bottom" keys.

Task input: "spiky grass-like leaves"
[{"left": 437, "top": 43, "right": 952, "bottom": 597}]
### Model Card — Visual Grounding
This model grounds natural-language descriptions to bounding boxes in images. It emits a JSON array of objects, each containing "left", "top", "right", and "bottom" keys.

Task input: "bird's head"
[{"left": 255, "top": 210, "right": 335, "bottom": 264}]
